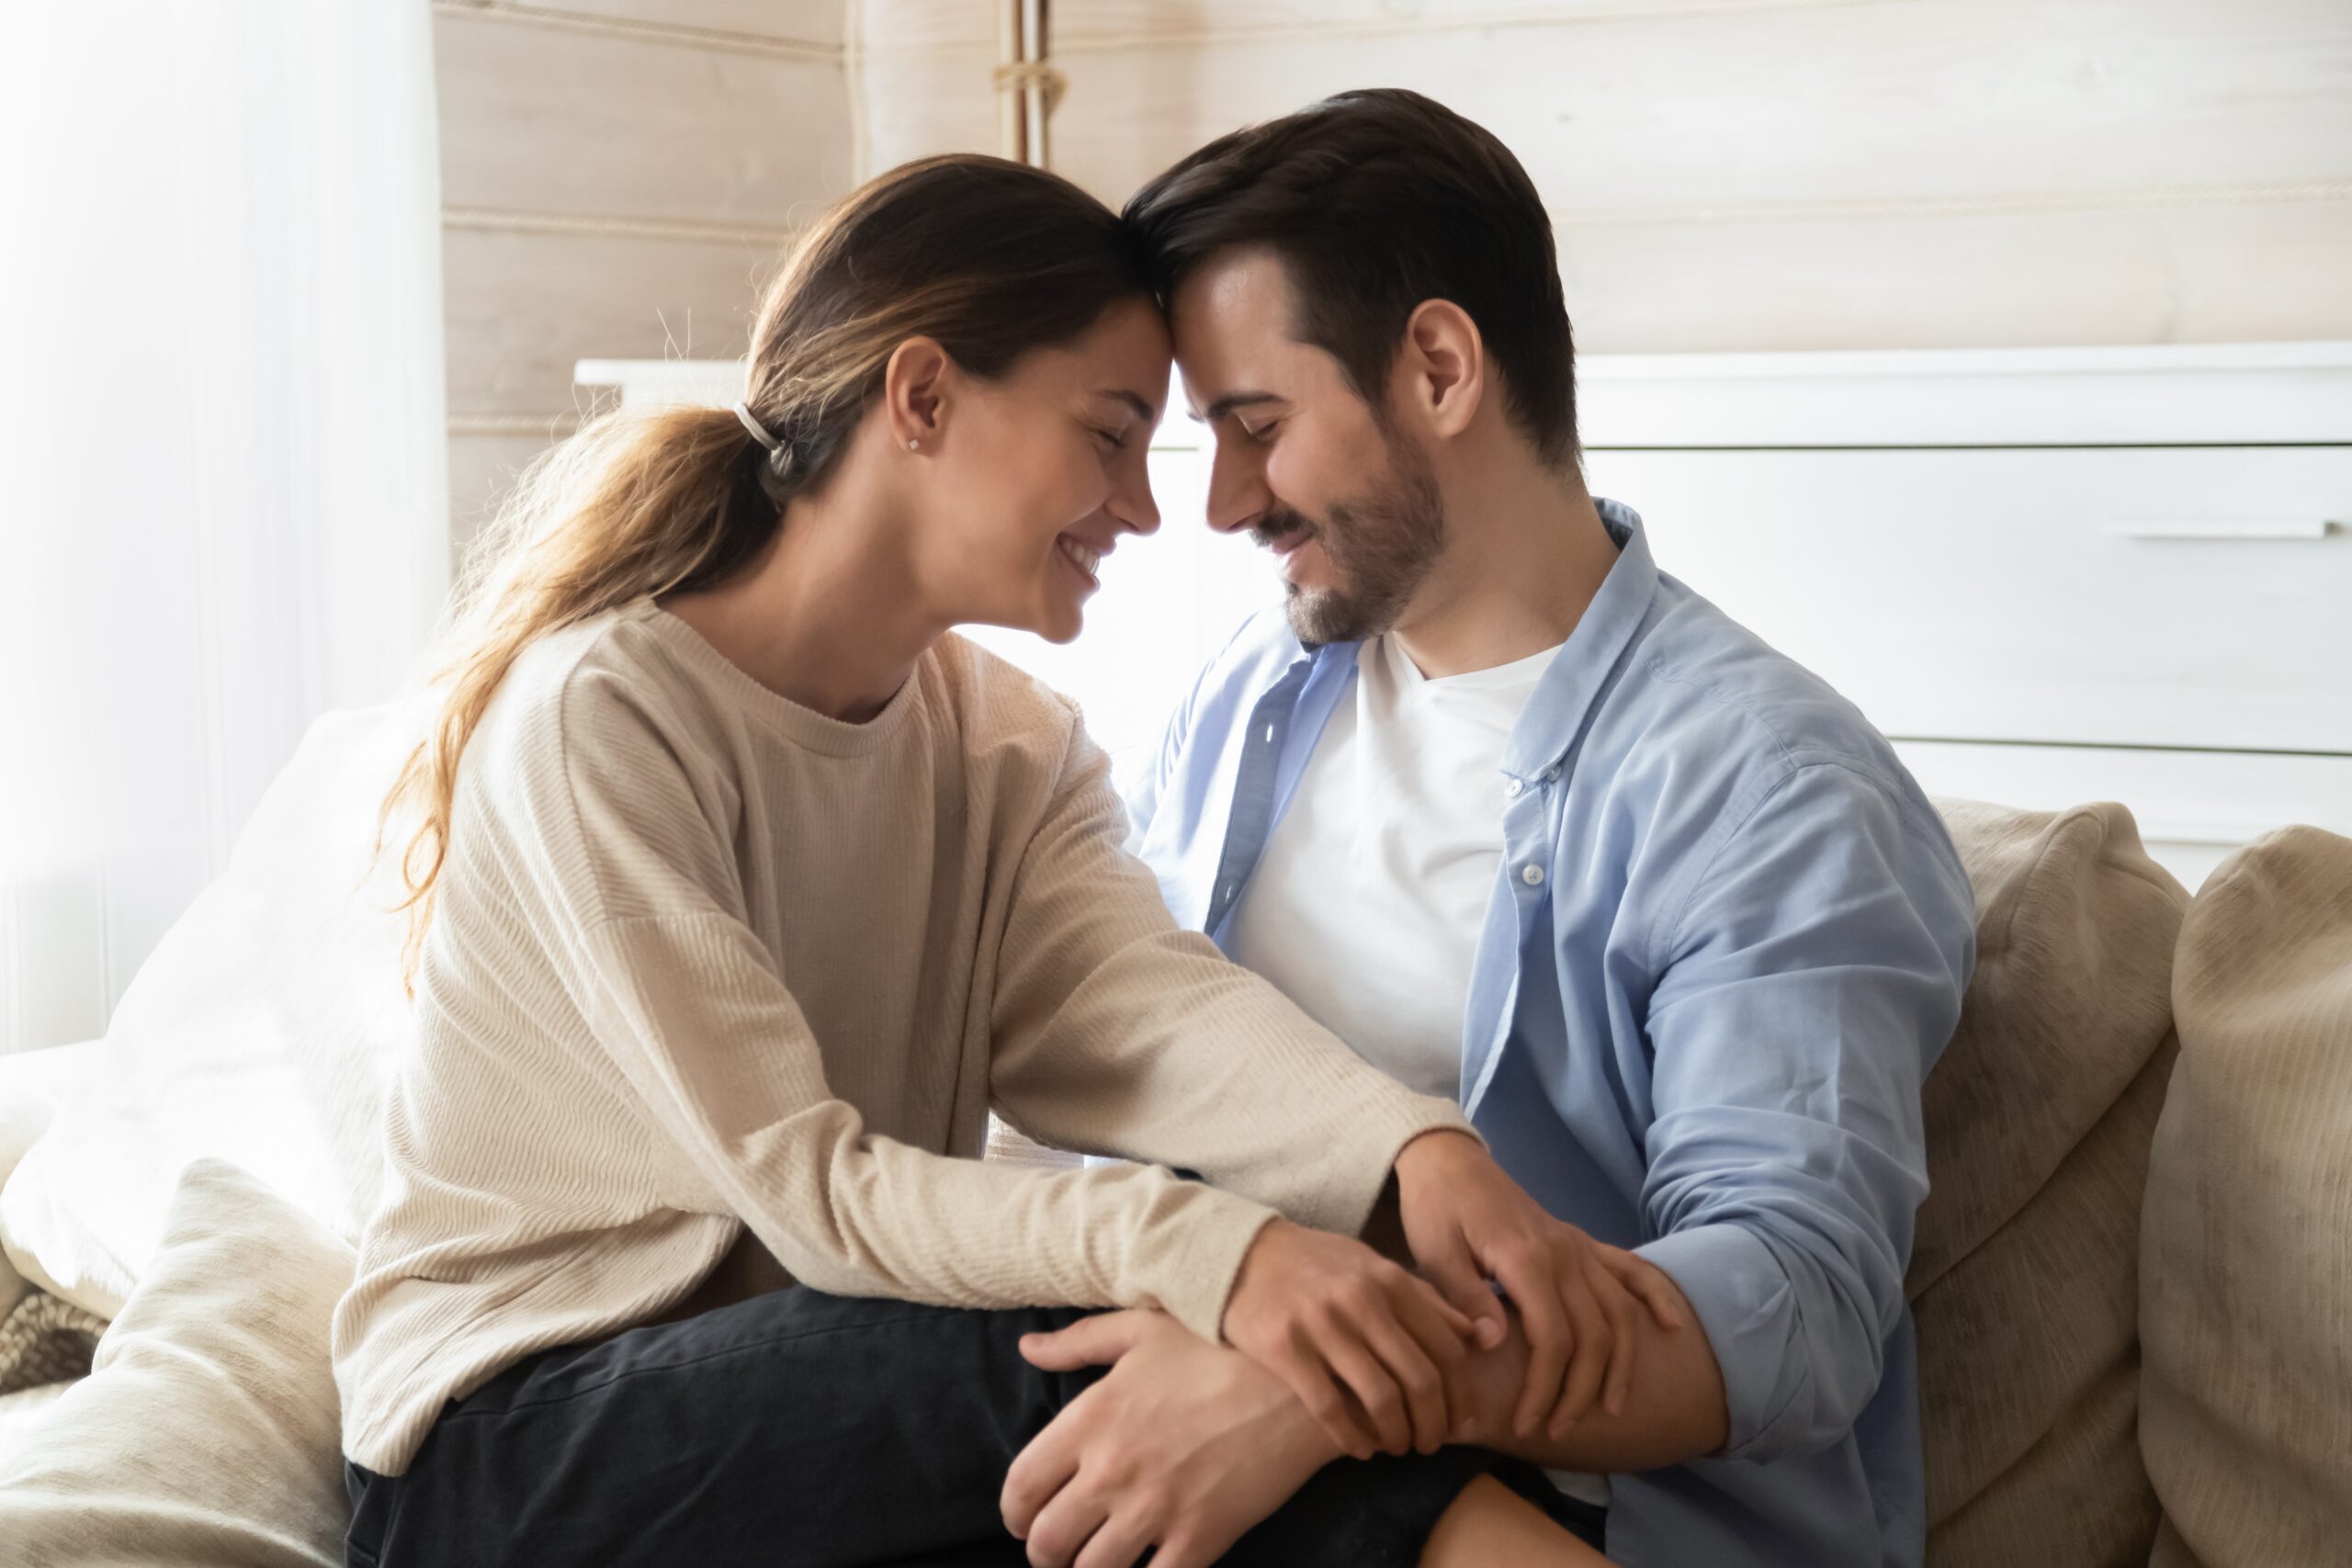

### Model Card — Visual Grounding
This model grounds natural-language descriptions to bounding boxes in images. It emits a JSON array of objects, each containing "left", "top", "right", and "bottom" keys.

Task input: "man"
[{"left": 1004, "top": 89, "right": 1976, "bottom": 1566}]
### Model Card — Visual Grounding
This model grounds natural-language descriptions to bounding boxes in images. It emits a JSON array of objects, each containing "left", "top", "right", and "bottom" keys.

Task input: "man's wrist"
[
  {"left": 1271, "top": 1377, "right": 1351, "bottom": 1469},
  {"left": 1455, "top": 1316, "right": 1532, "bottom": 1448}
]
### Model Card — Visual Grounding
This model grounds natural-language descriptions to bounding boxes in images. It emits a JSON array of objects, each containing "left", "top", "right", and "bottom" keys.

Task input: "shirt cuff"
[{"left": 1634, "top": 1221, "right": 1792, "bottom": 1462}]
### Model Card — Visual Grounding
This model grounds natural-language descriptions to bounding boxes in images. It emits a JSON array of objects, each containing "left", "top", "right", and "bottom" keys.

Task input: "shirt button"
[
  {"left": 1502, "top": 778, "right": 1524, "bottom": 798},
  {"left": 1544, "top": 764, "right": 1563, "bottom": 783},
  {"left": 1521, "top": 863, "right": 1546, "bottom": 887}
]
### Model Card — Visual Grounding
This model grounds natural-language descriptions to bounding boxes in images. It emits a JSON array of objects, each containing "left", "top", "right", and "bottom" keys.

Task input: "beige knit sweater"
[{"left": 333, "top": 599, "right": 1475, "bottom": 1475}]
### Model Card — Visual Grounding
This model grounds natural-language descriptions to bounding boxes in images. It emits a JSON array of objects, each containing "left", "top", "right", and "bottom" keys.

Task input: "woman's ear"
[
  {"left": 1397, "top": 299, "right": 1485, "bottom": 442},
  {"left": 883, "top": 335, "right": 952, "bottom": 449}
]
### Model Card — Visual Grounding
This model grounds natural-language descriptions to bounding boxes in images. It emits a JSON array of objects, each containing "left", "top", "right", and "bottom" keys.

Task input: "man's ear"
[
  {"left": 1396, "top": 299, "right": 1486, "bottom": 442},
  {"left": 882, "top": 335, "right": 953, "bottom": 448}
]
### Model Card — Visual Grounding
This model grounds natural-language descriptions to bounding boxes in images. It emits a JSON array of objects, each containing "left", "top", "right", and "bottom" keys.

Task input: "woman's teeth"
[{"left": 1057, "top": 537, "right": 1101, "bottom": 579}]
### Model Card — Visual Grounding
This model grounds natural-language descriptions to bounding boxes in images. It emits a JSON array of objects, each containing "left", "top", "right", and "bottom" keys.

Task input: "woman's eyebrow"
[{"left": 1095, "top": 389, "right": 1158, "bottom": 423}]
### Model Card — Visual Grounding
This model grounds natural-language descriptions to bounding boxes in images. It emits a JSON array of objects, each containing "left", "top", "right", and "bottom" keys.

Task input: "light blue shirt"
[{"left": 1119, "top": 502, "right": 1977, "bottom": 1567}]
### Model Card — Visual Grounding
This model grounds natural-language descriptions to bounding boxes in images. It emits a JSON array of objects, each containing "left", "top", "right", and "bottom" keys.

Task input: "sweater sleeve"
[
  {"left": 484, "top": 664, "right": 1287, "bottom": 1342},
  {"left": 988, "top": 702, "right": 1480, "bottom": 1251}
]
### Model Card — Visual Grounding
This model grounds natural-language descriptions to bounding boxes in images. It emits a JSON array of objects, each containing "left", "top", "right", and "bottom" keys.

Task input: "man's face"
[{"left": 1169, "top": 248, "right": 1444, "bottom": 647}]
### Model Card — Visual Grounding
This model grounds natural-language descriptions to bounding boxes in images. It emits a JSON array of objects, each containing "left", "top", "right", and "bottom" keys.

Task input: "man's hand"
[
  {"left": 1393, "top": 1129, "right": 1686, "bottom": 1440},
  {"left": 1218, "top": 1216, "right": 1480, "bottom": 1461},
  {"left": 1001, "top": 1309, "right": 1341, "bottom": 1568}
]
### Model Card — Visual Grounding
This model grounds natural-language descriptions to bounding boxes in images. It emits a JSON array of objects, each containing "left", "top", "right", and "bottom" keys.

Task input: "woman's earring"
[{"left": 907, "top": 437, "right": 920, "bottom": 450}]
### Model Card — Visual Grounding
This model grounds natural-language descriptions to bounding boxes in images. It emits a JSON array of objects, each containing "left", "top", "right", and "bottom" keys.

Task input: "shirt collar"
[{"left": 1498, "top": 498, "right": 1658, "bottom": 784}]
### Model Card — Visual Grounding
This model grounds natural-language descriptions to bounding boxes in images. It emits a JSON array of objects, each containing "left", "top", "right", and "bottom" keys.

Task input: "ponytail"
[{"left": 379, "top": 399, "right": 768, "bottom": 984}]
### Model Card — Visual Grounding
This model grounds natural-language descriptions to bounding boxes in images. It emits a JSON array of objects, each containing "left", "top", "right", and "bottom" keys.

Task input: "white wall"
[{"left": 858, "top": 0, "right": 2352, "bottom": 352}]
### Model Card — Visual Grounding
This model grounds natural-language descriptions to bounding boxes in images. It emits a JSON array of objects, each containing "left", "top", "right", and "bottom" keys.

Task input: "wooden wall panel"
[
  {"left": 858, "top": 46, "right": 1001, "bottom": 164},
  {"left": 480, "top": 0, "right": 848, "bottom": 49},
  {"left": 443, "top": 227, "right": 781, "bottom": 416},
  {"left": 860, "top": 0, "right": 997, "bottom": 51},
  {"left": 861, "top": 0, "right": 1881, "bottom": 51},
  {"left": 1062, "top": 0, "right": 1918, "bottom": 40},
  {"left": 446, "top": 432, "right": 564, "bottom": 560},
  {"left": 437, "top": 8, "right": 852, "bottom": 224},
  {"left": 433, "top": 1, "right": 854, "bottom": 554},
  {"left": 1033, "top": 0, "right": 2352, "bottom": 211},
  {"left": 854, "top": 0, "right": 2352, "bottom": 351}
]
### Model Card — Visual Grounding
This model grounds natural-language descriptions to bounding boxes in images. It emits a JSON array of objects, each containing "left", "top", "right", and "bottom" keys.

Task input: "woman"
[{"left": 333, "top": 154, "right": 1630, "bottom": 1568}]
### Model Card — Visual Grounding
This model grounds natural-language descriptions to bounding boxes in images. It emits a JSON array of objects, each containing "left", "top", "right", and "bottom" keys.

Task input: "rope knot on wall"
[{"left": 991, "top": 61, "right": 1067, "bottom": 117}]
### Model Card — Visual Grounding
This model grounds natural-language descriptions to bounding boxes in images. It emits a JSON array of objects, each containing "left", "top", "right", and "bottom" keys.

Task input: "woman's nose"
[{"left": 1114, "top": 466, "right": 1161, "bottom": 536}]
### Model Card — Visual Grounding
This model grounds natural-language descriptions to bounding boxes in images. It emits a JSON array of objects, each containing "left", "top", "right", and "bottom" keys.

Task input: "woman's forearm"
[{"left": 988, "top": 722, "right": 1479, "bottom": 1242}]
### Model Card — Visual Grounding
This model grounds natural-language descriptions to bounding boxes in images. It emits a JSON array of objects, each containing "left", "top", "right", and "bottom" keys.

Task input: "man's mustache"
[{"left": 1250, "top": 506, "right": 1316, "bottom": 550}]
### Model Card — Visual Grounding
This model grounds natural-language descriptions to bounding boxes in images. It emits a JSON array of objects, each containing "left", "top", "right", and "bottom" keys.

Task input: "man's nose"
[{"left": 1206, "top": 453, "right": 1269, "bottom": 536}]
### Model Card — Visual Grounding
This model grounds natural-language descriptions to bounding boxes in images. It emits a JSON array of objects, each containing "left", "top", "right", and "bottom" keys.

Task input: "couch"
[{"left": 0, "top": 703, "right": 2344, "bottom": 1565}]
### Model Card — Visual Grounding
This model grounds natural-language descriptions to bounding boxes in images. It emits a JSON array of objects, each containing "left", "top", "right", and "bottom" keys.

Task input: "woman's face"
[{"left": 912, "top": 297, "right": 1170, "bottom": 645}]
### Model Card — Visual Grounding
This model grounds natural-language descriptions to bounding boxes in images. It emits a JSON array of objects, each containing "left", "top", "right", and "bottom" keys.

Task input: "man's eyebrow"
[{"left": 1186, "top": 389, "right": 1284, "bottom": 424}]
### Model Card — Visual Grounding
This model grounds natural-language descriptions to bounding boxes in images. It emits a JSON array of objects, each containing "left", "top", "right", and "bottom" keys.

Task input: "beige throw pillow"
[
  {"left": 1912, "top": 800, "right": 2186, "bottom": 1567},
  {"left": 2143, "top": 826, "right": 2352, "bottom": 1568},
  {"left": 0, "top": 1158, "right": 355, "bottom": 1567}
]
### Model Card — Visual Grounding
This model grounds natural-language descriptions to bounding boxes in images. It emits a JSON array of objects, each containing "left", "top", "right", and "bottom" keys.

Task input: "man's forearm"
[
  {"left": 1456, "top": 1277, "right": 1728, "bottom": 1473},
  {"left": 1360, "top": 1177, "right": 1728, "bottom": 1471}
]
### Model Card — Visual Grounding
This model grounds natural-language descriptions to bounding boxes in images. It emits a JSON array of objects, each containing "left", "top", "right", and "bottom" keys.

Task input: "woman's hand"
[
  {"left": 1392, "top": 1129, "right": 1685, "bottom": 1440},
  {"left": 1218, "top": 1216, "right": 1480, "bottom": 1461}
]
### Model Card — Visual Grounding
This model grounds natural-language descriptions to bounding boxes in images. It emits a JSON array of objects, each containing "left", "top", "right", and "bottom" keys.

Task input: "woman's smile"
[{"left": 1055, "top": 531, "right": 1109, "bottom": 590}]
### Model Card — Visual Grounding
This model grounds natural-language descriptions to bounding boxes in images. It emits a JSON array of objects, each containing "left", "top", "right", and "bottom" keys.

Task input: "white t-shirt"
[
  {"left": 1225, "top": 633, "right": 1610, "bottom": 1508},
  {"left": 1227, "top": 632, "right": 1553, "bottom": 1100}
]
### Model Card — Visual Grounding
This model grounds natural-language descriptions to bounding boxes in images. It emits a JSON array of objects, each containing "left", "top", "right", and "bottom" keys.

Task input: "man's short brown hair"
[{"left": 1124, "top": 88, "right": 1578, "bottom": 467}]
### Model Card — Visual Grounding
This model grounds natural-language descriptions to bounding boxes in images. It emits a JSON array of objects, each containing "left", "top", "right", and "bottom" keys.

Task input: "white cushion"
[
  {"left": 0, "top": 1043, "right": 98, "bottom": 1317},
  {"left": 0, "top": 701, "right": 422, "bottom": 1317},
  {"left": 0, "top": 1158, "right": 356, "bottom": 1566},
  {"left": 0, "top": 1043, "right": 96, "bottom": 1188}
]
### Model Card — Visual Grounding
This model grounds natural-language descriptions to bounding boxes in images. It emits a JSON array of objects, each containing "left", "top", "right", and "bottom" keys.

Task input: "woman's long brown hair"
[{"left": 379, "top": 154, "right": 1152, "bottom": 984}]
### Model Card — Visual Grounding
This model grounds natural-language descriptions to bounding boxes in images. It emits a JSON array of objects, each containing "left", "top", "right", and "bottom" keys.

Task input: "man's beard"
[{"left": 1252, "top": 433, "right": 1445, "bottom": 647}]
